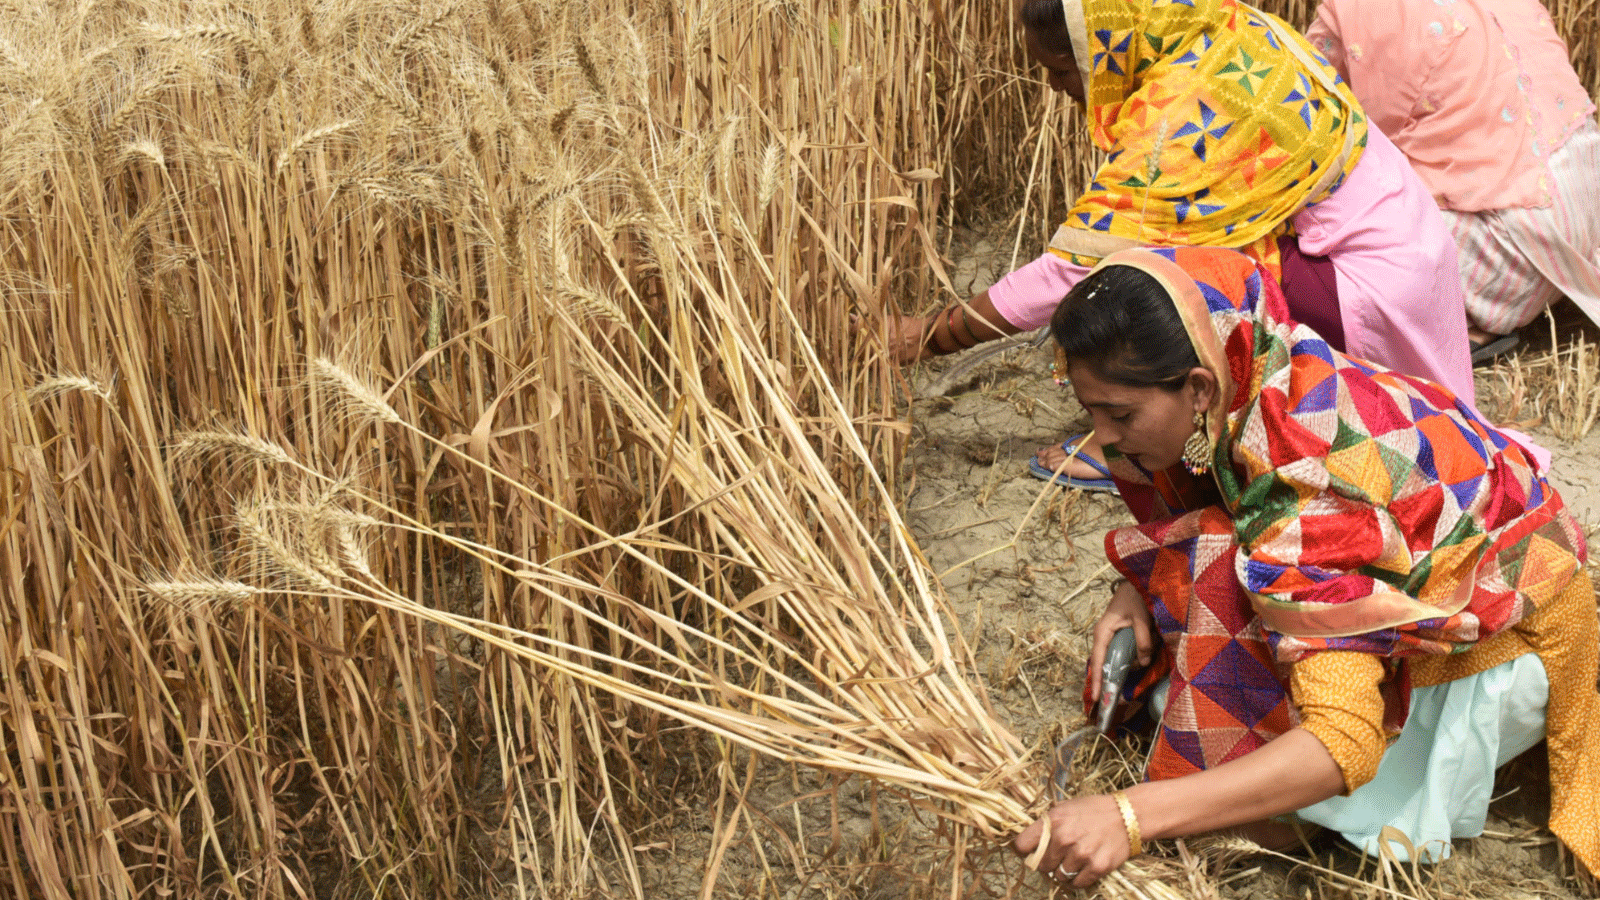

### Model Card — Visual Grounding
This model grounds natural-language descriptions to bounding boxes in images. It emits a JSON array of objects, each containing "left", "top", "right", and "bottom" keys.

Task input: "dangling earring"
[
  {"left": 1182, "top": 410, "right": 1212, "bottom": 475},
  {"left": 1050, "top": 345, "right": 1071, "bottom": 386}
]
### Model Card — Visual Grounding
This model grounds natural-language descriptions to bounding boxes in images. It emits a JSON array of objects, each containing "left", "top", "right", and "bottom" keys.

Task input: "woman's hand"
[
  {"left": 882, "top": 291, "right": 1016, "bottom": 364},
  {"left": 887, "top": 313, "right": 933, "bottom": 365},
  {"left": 1088, "top": 581, "right": 1155, "bottom": 699},
  {"left": 1013, "top": 794, "right": 1132, "bottom": 890}
]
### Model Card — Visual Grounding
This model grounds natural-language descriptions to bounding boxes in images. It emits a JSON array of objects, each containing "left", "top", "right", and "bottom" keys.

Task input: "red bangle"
[
  {"left": 924, "top": 309, "right": 960, "bottom": 355},
  {"left": 945, "top": 306, "right": 966, "bottom": 349},
  {"left": 951, "top": 305, "right": 979, "bottom": 348}
]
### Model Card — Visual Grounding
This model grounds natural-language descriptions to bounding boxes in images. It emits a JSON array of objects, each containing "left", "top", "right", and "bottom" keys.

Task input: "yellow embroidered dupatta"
[{"left": 1050, "top": 0, "right": 1367, "bottom": 278}]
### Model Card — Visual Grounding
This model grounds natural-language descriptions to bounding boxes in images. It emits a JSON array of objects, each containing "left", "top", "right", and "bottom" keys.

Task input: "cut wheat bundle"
[{"left": 156, "top": 344, "right": 1226, "bottom": 898}]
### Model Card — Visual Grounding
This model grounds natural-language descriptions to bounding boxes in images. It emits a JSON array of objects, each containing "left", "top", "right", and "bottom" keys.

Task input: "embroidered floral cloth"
[
  {"left": 1050, "top": 0, "right": 1368, "bottom": 277},
  {"left": 1087, "top": 247, "right": 1585, "bottom": 782}
]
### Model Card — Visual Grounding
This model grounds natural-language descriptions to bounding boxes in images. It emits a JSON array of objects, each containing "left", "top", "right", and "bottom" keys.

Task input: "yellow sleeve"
[{"left": 1288, "top": 651, "right": 1389, "bottom": 795}]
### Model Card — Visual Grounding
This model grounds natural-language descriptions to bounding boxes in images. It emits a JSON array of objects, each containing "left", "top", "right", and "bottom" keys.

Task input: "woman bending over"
[
  {"left": 898, "top": 0, "right": 1474, "bottom": 492},
  {"left": 1307, "top": 0, "right": 1600, "bottom": 363},
  {"left": 1013, "top": 247, "right": 1599, "bottom": 889}
]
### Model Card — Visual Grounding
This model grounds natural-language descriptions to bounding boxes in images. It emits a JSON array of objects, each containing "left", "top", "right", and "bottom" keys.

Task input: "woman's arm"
[
  {"left": 890, "top": 252, "right": 1095, "bottom": 364},
  {"left": 1015, "top": 728, "right": 1345, "bottom": 889},
  {"left": 889, "top": 289, "right": 1021, "bottom": 364},
  {"left": 1026, "top": 591, "right": 1347, "bottom": 888},
  {"left": 1129, "top": 727, "right": 1345, "bottom": 837}
]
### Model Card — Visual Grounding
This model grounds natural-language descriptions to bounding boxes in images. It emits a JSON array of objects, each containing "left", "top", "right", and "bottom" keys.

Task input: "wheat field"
[{"left": 1, "top": 1, "right": 1596, "bottom": 899}]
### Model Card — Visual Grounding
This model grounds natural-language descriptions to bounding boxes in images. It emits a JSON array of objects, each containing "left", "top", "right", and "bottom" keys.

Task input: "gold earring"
[{"left": 1182, "top": 410, "right": 1212, "bottom": 475}]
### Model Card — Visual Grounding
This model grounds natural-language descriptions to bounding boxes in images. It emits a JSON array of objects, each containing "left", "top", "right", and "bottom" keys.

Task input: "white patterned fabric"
[{"left": 1447, "top": 120, "right": 1600, "bottom": 334}]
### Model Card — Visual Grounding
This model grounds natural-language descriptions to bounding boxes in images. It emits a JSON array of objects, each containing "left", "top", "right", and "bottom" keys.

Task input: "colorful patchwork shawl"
[
  {"left": 1050, "top": 0, "right": 1368, "bottom": 279},
  {"left": 1095, "top": 247, "right": 1586, "bottom": 780}
]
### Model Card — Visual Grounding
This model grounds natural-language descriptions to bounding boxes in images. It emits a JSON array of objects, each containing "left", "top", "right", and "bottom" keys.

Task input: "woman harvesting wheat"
[
  {"left": 1010, "top": 246, "right": 1600, "bottom": 889},
  {"left": 898, "top": 0, "right": 1474, "bottom": 495}
]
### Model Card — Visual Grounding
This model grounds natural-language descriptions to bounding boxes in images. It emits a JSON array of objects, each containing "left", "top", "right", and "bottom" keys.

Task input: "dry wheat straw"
[
  {"left": 26, "top": 374, "right": 115, "bottom": 404},
  {"left": 3, "top": 1, "right": 1593, "bottom": 899}
]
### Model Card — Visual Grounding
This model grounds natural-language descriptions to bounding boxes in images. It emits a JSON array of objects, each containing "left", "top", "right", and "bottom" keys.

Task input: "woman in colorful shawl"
[
  {"left": 1012, "top": 246, "right": 1599, "bottom": 889},
  {"left": 902, "top": 0, "right": 1473, "bottom": 492},
  {"left": 1306, "top": 0, "right": 1600, "bottom": 364}
]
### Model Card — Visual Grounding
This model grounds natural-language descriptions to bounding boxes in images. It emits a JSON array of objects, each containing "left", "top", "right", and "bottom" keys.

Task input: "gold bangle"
[{"left": 1111, "top": 790, "right": 1143, "bottom": 858}]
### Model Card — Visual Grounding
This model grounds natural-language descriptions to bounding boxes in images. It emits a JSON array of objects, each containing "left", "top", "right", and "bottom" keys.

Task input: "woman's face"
[
  {"left": 1067, "top": 362, "right": 1216, "bottom": 473},
  {"left": 1023, "top": 29, "right": 1085, "bottom": 104}
]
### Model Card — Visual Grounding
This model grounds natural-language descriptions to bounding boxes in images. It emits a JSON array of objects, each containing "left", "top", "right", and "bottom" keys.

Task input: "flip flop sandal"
[
  {"left": 1470, "top": 333, "right": 1520, "bottom": 365},
  {"left": 1027, "top": 434, "right": 1119, "bottom": 493}
]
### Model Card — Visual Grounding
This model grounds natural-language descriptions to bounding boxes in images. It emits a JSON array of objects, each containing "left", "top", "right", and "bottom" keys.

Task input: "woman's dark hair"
[
  {"left": 1050, "top": 264, "right": 1200, "bottom": 390},
  {"left": 1018, "top": 0, "right": 1075, "bottom": 56}
]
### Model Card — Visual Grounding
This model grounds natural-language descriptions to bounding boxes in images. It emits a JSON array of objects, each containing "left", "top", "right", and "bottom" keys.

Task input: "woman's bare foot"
[
  {"left": 1035, "top": 433, "right": 1112, "bottom": 482},
  {"left": 1468, "top": 325, "right": 1498, "bottom": 346}
]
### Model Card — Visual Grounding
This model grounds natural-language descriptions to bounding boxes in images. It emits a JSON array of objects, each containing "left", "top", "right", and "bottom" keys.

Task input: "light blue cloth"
[
  {"left": 1148, "top": 654, "right": 1549, "bottom": 862},
  {"left": 1295, "top": 654, "right": 1548, "bottom": 862}
]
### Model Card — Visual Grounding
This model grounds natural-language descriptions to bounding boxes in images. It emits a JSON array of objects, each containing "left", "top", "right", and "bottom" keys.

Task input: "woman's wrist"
[
  {"left": 1118, "top": 729, "right": 1344, "bottom": 843},
  {"left": 923, "top": 305, "right": 978, "bottom": 355},
  {"left": 1111, "top": 790, "right": 1144, "bottom": 858},
  {"left": 950, "top": 304, "right": 980, "bottom": 347}
]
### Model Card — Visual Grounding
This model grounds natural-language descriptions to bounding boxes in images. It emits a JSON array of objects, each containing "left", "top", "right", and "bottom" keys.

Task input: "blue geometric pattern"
[
  {"left": 1173, "top": 31, "right": 1213, "bottom": 67},
  {"left": 1094, "top": 29, "right": 1132, "bottom": 75},
  {"left": 1172, "top": 187, "right": 1225, "bottom": 221},
  {"left": 1290, "top": 368, "right": 1338, "bottom": 412},
  {"left": 1190, "top": 641, "right": 1287, "bottom": 729},
  {"left": 1076, "top": 211, "right": 1116, "bottom": 232},
  {"left": 1172, "top": 101, "right": 1233, "bottom": 160},
  {"left": 1198, "top": 279, "right": 1233, "bottom": 312},
  {"left": 1281, "top": 73, "right": 1321, "bottom": 127}
]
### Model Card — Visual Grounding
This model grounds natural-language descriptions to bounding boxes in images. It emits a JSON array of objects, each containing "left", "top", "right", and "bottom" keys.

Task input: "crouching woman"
[{"left": 1016, "top": 247, "right": 1600, "bottom": 889}]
